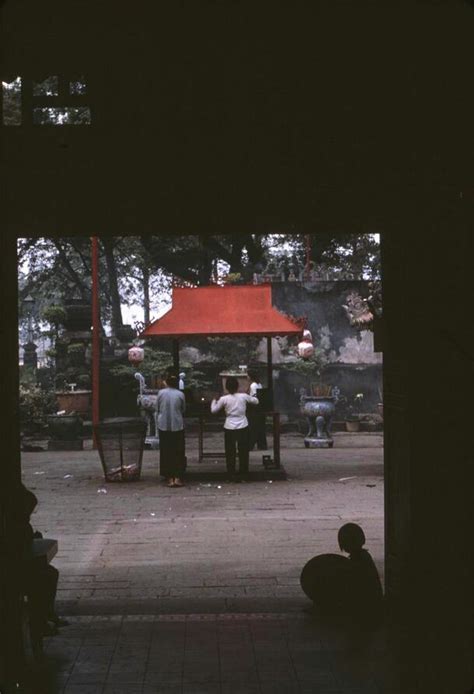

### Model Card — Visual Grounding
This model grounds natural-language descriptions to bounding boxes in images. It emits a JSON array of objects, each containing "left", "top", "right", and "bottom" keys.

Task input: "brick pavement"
[
  {"left": 29, "top": 613, "right": 408, "bottom": 694},
  {"left": 21, "top": 432, "right": 384, "bottom": 616}
]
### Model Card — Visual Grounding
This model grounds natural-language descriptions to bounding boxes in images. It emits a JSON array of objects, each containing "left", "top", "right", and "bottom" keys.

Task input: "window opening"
[{"left": 2, "top": 77, "right": 22, "bottom": 125}]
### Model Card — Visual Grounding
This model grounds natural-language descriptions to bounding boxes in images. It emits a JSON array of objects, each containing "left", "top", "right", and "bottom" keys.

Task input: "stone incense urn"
[{"left": 300, "top": 396, "right": 335, "bottom": 448}]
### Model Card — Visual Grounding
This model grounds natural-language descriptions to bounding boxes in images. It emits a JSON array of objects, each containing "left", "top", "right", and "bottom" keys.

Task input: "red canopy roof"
[{"left": 141, "top": 285, "right": 303, "bottom": 338}]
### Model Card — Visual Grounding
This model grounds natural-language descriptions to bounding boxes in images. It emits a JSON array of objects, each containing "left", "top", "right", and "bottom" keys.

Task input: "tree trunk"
[
  {"left": 142, "top": 264, "right": 150, "bottom": 325},
  {"left": 101, "top": 238, "right": 123, "bottom": 335},
  {"left": 197, "top": 236, "right": 214, "bottom": 285},
  {"left": 229, "top": 239, "right": 245, "bottom": 274}
]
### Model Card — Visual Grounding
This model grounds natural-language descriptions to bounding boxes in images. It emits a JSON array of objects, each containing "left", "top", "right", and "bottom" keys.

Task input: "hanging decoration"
[
  {"left": 298, "top": 329, "right": 315, "bottom": 359},
  {"left": 128, "top": 346, "right": 145, "bottom": 366}
]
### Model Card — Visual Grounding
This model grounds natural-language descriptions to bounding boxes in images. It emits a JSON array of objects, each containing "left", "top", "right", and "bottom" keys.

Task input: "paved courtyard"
[
  {"left": 19, "top": 431, "right": 394, "bottom": 694},
  {"left": 30, "top": 612, "right": 409, "bottom": 694},
  {"left": 22, "top": 431, "right": 384, "bottom": 616}
]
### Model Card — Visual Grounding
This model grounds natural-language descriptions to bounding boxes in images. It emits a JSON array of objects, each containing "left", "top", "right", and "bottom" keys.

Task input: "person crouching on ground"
[
  {"left": 338, "top": 522, "right": 384, "bottom": 625},
  {"left": 300, "top": 523, "right": 383, "bottom": 626},
  {"left": 156, "top": 374, "right": 186, "bottom": 487},
  {"left": 211, "top": 376, "right": 259, "bottom": 481}
]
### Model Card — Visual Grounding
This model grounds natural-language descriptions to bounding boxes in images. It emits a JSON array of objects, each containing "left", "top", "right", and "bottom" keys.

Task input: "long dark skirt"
[{"left": 159, "top": 429, "right": 185, "bottom": 478}]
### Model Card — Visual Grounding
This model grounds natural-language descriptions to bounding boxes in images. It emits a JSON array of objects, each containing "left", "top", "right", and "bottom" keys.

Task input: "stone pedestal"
[
  {"left": 144, "top": 436, "right": 160, "bottom": 450},
  {"left": 304, "top": 436, "right": 334, "bottom": 449}
]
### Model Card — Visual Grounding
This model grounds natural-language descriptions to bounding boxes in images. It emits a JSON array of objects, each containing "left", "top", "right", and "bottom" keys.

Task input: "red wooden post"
[{"left": 91, "top": 236, "right": 100, "bottom": 448}]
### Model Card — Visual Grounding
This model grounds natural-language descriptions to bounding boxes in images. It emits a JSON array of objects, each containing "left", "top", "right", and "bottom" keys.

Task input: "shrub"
[
  {"left": 77, "top": 374, "right": 91, "bottom": 389},
  {"left": 67, "top": 342, "right": 85, "bottom": 354},
  {"left": 19, "top": 384, "right": 56, "bottom": 434},
  {"left": 283, "top": 349, "right": 329, "bottom": 380},
  {"left": 42, "top": 306, "right": 67, "bottom": 342}
]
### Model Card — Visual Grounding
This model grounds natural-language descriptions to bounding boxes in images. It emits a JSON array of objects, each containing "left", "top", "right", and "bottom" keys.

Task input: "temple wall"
[{"left": 179, "top": 281, "right": 382, "bottom": 419}]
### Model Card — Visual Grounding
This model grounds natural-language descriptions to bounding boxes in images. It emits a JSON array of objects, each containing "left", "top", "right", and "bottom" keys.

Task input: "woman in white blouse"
[{"left": 210, "top": 376, "right": 259, "bottom": 480}]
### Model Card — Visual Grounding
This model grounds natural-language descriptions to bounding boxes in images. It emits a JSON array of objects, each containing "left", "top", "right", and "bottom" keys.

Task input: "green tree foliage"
[
  {"left": 42, "top": 305, "right": 67, "bottom": 339},
  {"left": 282, "top": 349, "right": 329, "bottom": 381},
  {"left": 17, "top": 234, "right": 380, "bottom": 339},
  {"left": 203, "top": 337, "right": 261, "bottom": 371},
  {"left": 18, "top": 237, "right": 126, "bottom": 333},
  {"left": 140, "top": 234, "right": 268, "bottom": 285},
  {"left": 107, "top": 346, "right": 213, "bottom": 396},
  {"left": 280, "top": 233, "right": 380, "bottom": 279}
]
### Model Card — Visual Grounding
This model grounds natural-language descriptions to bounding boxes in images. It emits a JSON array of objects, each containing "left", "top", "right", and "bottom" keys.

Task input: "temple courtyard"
[
  {"left": 20, "top": 431, "right": 404, "bottom": 694},
  {"left": 22, "top": 431, "right": 383, "bottom": 616}
]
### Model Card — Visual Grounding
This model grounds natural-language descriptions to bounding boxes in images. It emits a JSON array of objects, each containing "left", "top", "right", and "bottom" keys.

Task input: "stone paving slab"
[
  {"left": 21, "top": 431, "right": 384, "bottom": 614},
  {"left": 23, "top": 613, "right": 409, "bottom": 694}
]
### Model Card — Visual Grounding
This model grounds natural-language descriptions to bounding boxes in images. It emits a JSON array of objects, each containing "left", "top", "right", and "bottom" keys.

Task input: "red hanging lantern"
[{"left": 128, "top": 346, "right": 144, "bottom": 366}]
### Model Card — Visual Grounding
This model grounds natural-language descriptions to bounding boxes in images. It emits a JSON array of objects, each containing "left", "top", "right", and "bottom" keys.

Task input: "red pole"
[{"left": 91, "top": 236, "right": 100, "bottom": 448}]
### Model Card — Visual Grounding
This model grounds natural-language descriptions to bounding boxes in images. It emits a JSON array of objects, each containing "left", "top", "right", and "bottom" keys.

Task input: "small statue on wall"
[
  {"left": 342, "top": 281, "right": 382, "bottom": 331},
  {"left": 342, "top": 291, "right": 374, "bottom": 330}
]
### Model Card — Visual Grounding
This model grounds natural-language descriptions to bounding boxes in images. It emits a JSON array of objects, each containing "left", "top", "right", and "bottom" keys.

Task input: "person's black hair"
[
  {"left": 166, "top": 375, "right": 178, "bottom": 389},
  {"left": 226, "top": 376, "right": 239, "bottom": 394},
  {"left": 248, "top": 370, "right": 261, "bottom": 383},
  {"left": 338, "top": 523, "right": 366, "bottom": 553}
]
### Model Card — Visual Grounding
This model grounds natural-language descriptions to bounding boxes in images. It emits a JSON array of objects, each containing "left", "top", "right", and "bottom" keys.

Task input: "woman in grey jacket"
[{"left": 156, "top": 374, "right": 186, "bottom": 487}]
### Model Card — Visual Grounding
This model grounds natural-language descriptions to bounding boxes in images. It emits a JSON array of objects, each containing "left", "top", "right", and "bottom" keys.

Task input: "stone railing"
[{"left": 253, "top": 269, "right": 364, "bottom": 284}]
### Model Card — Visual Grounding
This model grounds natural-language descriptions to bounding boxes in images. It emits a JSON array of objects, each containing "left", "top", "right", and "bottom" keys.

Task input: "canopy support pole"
[
  {"left": 266, "top": 336, "right": 273, "bottom": 410},
  {"left": 173, "top": 338, "right": 180, "bottom": 377}
]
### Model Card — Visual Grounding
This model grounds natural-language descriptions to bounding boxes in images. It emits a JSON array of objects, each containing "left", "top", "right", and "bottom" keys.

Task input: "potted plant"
[{"left": 346, "top": 393, "right": 364, "bottom": 432}]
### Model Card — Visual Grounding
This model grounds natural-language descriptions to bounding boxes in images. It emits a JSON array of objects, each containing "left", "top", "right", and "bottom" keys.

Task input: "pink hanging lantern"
[
  {"left": 128, "top": 346, "right": 144, "bottom": 365},
  {"left": 298, "top": 329, "right": 315, "bottom": 359}
]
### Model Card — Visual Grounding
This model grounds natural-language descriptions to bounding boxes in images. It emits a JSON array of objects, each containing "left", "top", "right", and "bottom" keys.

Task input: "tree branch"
[{"left": 52, "top": 239, "right": 91, "bottom": 300}]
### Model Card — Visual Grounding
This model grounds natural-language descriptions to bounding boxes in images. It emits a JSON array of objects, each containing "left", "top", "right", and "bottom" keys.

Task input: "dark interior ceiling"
[{"left": 1, "top": 1, "right": 473, "bottom": 236}]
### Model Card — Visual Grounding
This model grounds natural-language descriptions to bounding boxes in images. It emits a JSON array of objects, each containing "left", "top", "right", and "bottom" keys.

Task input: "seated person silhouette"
[
  {"left": 300, "top": 523, "right": 383, "bottom": 624},
  {"left": 20, "top": 484, "right": 68, "bottom": 636}
]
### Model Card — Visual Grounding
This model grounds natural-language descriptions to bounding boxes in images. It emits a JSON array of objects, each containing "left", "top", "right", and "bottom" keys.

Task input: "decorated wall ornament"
[{"left": 128, "top": 346, "right": 144, "bottom": 365}]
